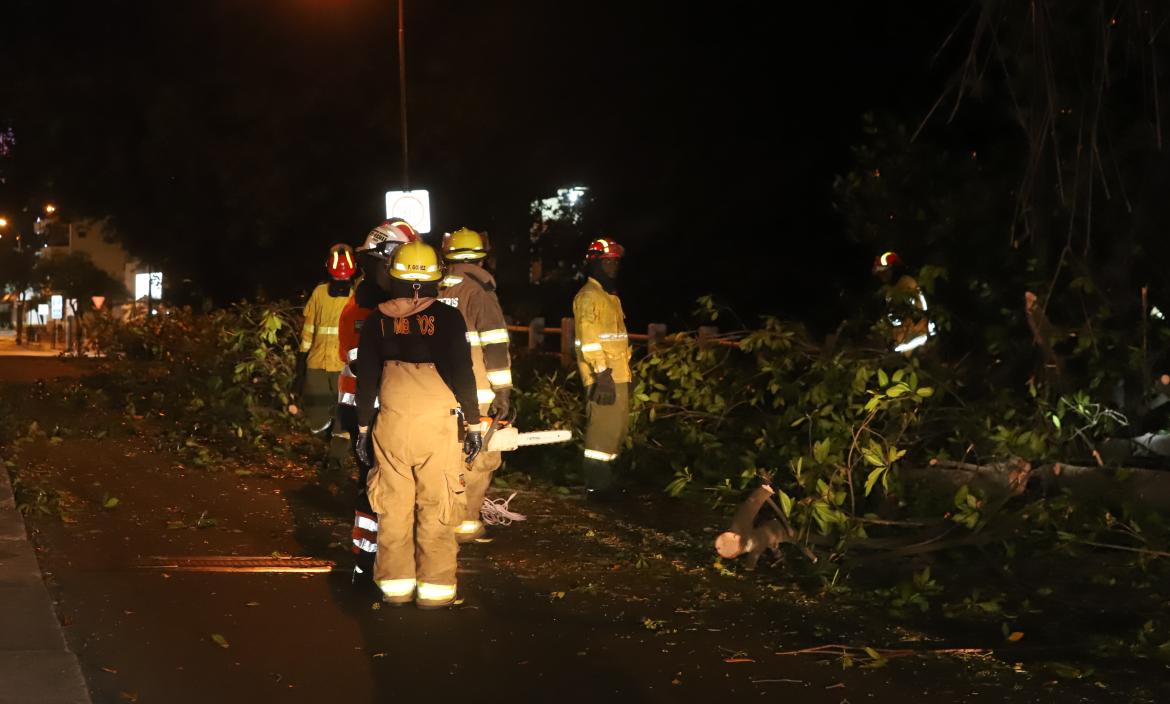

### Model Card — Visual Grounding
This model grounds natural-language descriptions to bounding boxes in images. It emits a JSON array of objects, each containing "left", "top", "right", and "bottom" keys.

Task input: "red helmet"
[
  {"left": 585, "top": 237, "right": 625, "bottom": 261},
  {"left": 357, "top": 218, "right": 420, "bottom": 260},
  {"left": 327, "top": 244, "right": 356, "bottom": 280},
  {"left": 872, "top": 250, "right": 902, "bottom": 273}
]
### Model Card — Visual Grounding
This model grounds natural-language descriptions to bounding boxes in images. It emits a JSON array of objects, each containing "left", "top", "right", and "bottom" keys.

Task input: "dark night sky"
[{"left": 0, "top": 1, "right": 960, "bottom": 329}]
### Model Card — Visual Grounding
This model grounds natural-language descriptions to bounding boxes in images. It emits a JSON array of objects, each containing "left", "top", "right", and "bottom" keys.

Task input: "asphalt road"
[{"left": 0, "top": 356, "right": 1131, "bottom": 703}]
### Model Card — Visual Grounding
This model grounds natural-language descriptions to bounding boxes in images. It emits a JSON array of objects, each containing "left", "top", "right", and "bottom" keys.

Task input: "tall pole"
[{"left": 397, "top": 0, "right": 410, "bottom": 189}]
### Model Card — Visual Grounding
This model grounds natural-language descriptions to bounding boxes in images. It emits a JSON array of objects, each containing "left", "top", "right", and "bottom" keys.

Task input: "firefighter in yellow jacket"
[
  {"left": 353, "top": 241, "right": 483, "bottom": 608},
  {"left": 573, "top": 238, "right": 631, "bottom": 498},
  {"left": 440, "top": 227, "right": 513, "bottom": 542},
  {"left": 290, "top": 244, "right": 355, "bottom": 475}
]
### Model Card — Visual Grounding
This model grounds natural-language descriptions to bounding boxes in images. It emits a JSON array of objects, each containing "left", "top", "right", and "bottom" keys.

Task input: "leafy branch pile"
[{"left": 78, "top": 302, "right": 305, "bottom": 466}]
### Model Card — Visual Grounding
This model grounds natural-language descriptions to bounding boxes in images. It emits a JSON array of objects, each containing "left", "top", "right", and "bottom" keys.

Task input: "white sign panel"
[
  {"left": 384, "top": 189, "right": 432, "bottom": 234},
  {"left": 135, "top": 272, "right": 163, "bottom": 300},
  {"left": 50, "top": 295, "right": 63, "bottom": 320}
]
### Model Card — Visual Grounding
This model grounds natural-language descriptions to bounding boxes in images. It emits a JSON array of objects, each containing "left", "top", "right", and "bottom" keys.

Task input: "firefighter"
[
  {"left": 354, "top": 241, "right": 483, "bottom": 608},
  {"left": 872, "top": 250, "right": 935, "bottom": 354},
  {"left": 290, "top": 243, "right": 355, "bottom": 477},
  {"left": 439, "top": 227, "right": 513, "bottom": 543},
  {"left": 573, "top": 238, "right": 631, "bottom": 498},
  {"left": 339, "top": 219, "right": 419, "bottom": 579}
]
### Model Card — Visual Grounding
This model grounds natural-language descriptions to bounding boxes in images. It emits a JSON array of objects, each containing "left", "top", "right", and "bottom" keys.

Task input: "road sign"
[
  {"left": 91, "top": 296, "right": 105, "bottom": 310},
  {"left": 135, "top": 272, "right": 163, "bottom": 300},
  {"left": 50, "top": 295, "right": 63, "bottom": 320},
  {"left": 385, "top": 189, "right": 432, "bottom": 233}
]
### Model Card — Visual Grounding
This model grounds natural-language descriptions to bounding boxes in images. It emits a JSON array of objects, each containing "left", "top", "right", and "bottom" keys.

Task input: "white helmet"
[{"left": 357, "top": 219, "right": 419, "bottom": 259}]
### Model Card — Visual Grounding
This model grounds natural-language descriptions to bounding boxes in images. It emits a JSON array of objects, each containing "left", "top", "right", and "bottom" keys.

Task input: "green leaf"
[
  {"left": 877, "top": 369, "right": 889, "bottom": 387},
  {"left": 861, "top": 444, "right": 886, "bottom": 468},
  {"left": 813, "top": 438, "right": 831, "bottom": 464},
  {"left": 886, "top": 384, "right": 908, "bottom": 398},
  {"left": 102, "top": 496, "right": 120, "bottom": 509},
  {"left": 210, "top": 633, "right": 230, "bottom": 649},
  {"left": 916, "top": 386, "right": 934, "bottom": 398},
  {"left": 777, "top": 490, "right": 793, "bottom": 517},
  {"left": 864, "top": 467, "right": 886, "bottom": 496}
]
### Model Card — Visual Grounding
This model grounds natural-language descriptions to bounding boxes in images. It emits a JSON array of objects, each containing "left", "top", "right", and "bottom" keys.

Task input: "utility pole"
[{"left": 397, "top": 0, "right": 410, "bottom": 189}]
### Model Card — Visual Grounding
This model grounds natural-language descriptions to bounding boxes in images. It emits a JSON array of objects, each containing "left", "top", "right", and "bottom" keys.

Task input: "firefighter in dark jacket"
[
  {"left": 354, "top": 241, "right": 483, "bottom": 608},
  {"left": 439, "top": 227, "right": 513, "bottom": 543},
  {"left": 341, "top": 219, "right": 419, "bottom": 580}
]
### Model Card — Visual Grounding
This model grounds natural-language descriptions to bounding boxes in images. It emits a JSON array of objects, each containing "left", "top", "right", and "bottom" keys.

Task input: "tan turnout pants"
[
  {"left": 459, "top": 349, "right": 502, "bottom": 536},
  {"left": 367, "top": 361, "right": 466, "bottom": 602}
]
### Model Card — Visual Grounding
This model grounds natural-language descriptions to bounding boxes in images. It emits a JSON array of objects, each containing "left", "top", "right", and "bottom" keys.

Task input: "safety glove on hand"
[
  {"left": 488, "top": 388, "right": 511, "bottom": 419},
  {"left": 355, "top": 429, "right": 373, "bottom": 468},
  {"left": 589, "top": 368, "right": 617, "bottom": 406},
  {"left": 463, "top": 430, "right": 483, "bottom": 464}
]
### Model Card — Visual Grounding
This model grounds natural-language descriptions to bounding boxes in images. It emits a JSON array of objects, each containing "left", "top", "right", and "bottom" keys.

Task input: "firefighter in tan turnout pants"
[
  {"left": 353, "top": 242, "right": 483, "bottom": 608},
  {"left": 573, "top": 238, "right": 631, "bottom": 498},
  {"left": 439, "top": 227, "right": 513, "bottom": 543}
]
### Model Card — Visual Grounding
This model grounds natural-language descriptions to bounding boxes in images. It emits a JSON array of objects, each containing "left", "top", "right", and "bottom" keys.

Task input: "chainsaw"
[{"left": 482, "top": 408, "right": 572, "bottom": 452}]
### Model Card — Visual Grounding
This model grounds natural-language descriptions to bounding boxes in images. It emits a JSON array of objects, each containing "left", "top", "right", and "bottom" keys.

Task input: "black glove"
[
  {"left": 355, "top": 429, "right": 373, "bottom": 468},
  {"left": 590, "top": 368, "right": 617, "bottom": 406},
  {"left": 463, "top": 430, "right": 483, "bottom": 464},
  {"left": 488, "top": 388, "right": 511, "bottom": 419}
]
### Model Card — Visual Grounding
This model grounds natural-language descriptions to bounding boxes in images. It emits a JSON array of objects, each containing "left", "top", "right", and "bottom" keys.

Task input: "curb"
[{"left": 0, "top": 465, "right": 91, "bottom": 704}]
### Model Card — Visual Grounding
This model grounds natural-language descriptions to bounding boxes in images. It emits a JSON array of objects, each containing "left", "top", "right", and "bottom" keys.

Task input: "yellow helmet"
[
  {"left": 390, "top": 241, "right": 443, "bottom": 282},
  {"left": 442, "top": 227, "right": 488, "bottom": 261}
]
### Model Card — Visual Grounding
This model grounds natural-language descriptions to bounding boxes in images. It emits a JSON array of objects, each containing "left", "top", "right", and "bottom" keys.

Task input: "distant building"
[{"left": 40, "top": 217, "right": 143, "bottom": 297}]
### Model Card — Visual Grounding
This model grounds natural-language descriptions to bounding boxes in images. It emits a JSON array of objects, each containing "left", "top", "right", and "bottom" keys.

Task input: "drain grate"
[{"left": 136, "top": 555, "right": 338, "bottom": 573}]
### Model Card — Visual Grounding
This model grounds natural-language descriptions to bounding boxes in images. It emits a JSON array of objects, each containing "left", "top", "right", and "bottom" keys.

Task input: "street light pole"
[
  {"left": 397, "top": 0, "right": 410, "bottom": 189},
  {"left": 313, "top": 4, "right": 410, "bottom": 190}
]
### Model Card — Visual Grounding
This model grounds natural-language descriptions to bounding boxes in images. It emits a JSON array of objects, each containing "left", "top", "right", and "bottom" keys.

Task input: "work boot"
[{"left": 582, "top": 458, "right": 615, "bottom": 494}]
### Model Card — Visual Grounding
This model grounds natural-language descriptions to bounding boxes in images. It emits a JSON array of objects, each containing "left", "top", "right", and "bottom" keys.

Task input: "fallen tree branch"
[
  {"left": 1075, "top": 539, "right": 1170, "bottom": 559},
  {"left": 774, "top": 643, "right": 993, "bottom": 660}
]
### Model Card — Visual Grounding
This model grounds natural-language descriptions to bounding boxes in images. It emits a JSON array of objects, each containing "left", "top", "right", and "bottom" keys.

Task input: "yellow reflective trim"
[
  {"left": 465, "top": 331, "right": 482, "bottom": 346},
  {"left": 454, "top": 520, "right": 483, "bottom": 535},
  {"left": 486, "top": 369, "right": 512, "bottom": 386},
  {"left": 441, "top": 276, "right": 463, "bottom": 287},
  {"left": 583, "top": 449, "right": 618, "bottom": 462},
  {"left": 378, "top": 578, "right": 416, "bottom": 597},
  {"left": 579, "top": 342, "right": 602, "bottom": 353},
  {"left": 477, "top": 388, "right": 497, "bottom": 404},
  {"left": 317, "top": 326, "right": 339, "bottom": 335},
  {"left": 355, "top": 515, "right": 379, "bottom": 532},
  {"left": 479, "top": 328, "right": 510, "bottom": 344},
  {"left": 417, "top": 582, "right": 456, "bottom": 601}
]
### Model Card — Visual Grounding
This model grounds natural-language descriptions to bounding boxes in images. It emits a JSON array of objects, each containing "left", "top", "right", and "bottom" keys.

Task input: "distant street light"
[
  {"left": 0, "top": 217, "right": 7, "bottom": 228},
  {"left": 44, "top": 204, "right": 57, "bottom": 216}
]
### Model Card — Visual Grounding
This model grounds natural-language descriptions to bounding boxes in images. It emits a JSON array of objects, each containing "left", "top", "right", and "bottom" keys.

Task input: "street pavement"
[
  {"left": 0, "top": 442, "right": 91, "bottom": 704},
  {"left": 0, "top": 356, "right": 1131, "bottom": 704}
]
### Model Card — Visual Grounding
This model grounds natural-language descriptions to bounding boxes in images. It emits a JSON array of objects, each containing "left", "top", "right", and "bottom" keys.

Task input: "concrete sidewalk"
[{"left": 0, "top": 467, "right": 91, "bottom": 703}]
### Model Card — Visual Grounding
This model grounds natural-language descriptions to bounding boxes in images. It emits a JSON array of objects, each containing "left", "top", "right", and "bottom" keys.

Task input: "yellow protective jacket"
[
  {"left": 300, "top": 283, "right": 348, "bottom": 372},
  {"left": 439, "top": 263, "right": 513, "bottom": 397},
  {"left": 573, "top": 277, "right": 631, "bottom": 385}
]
